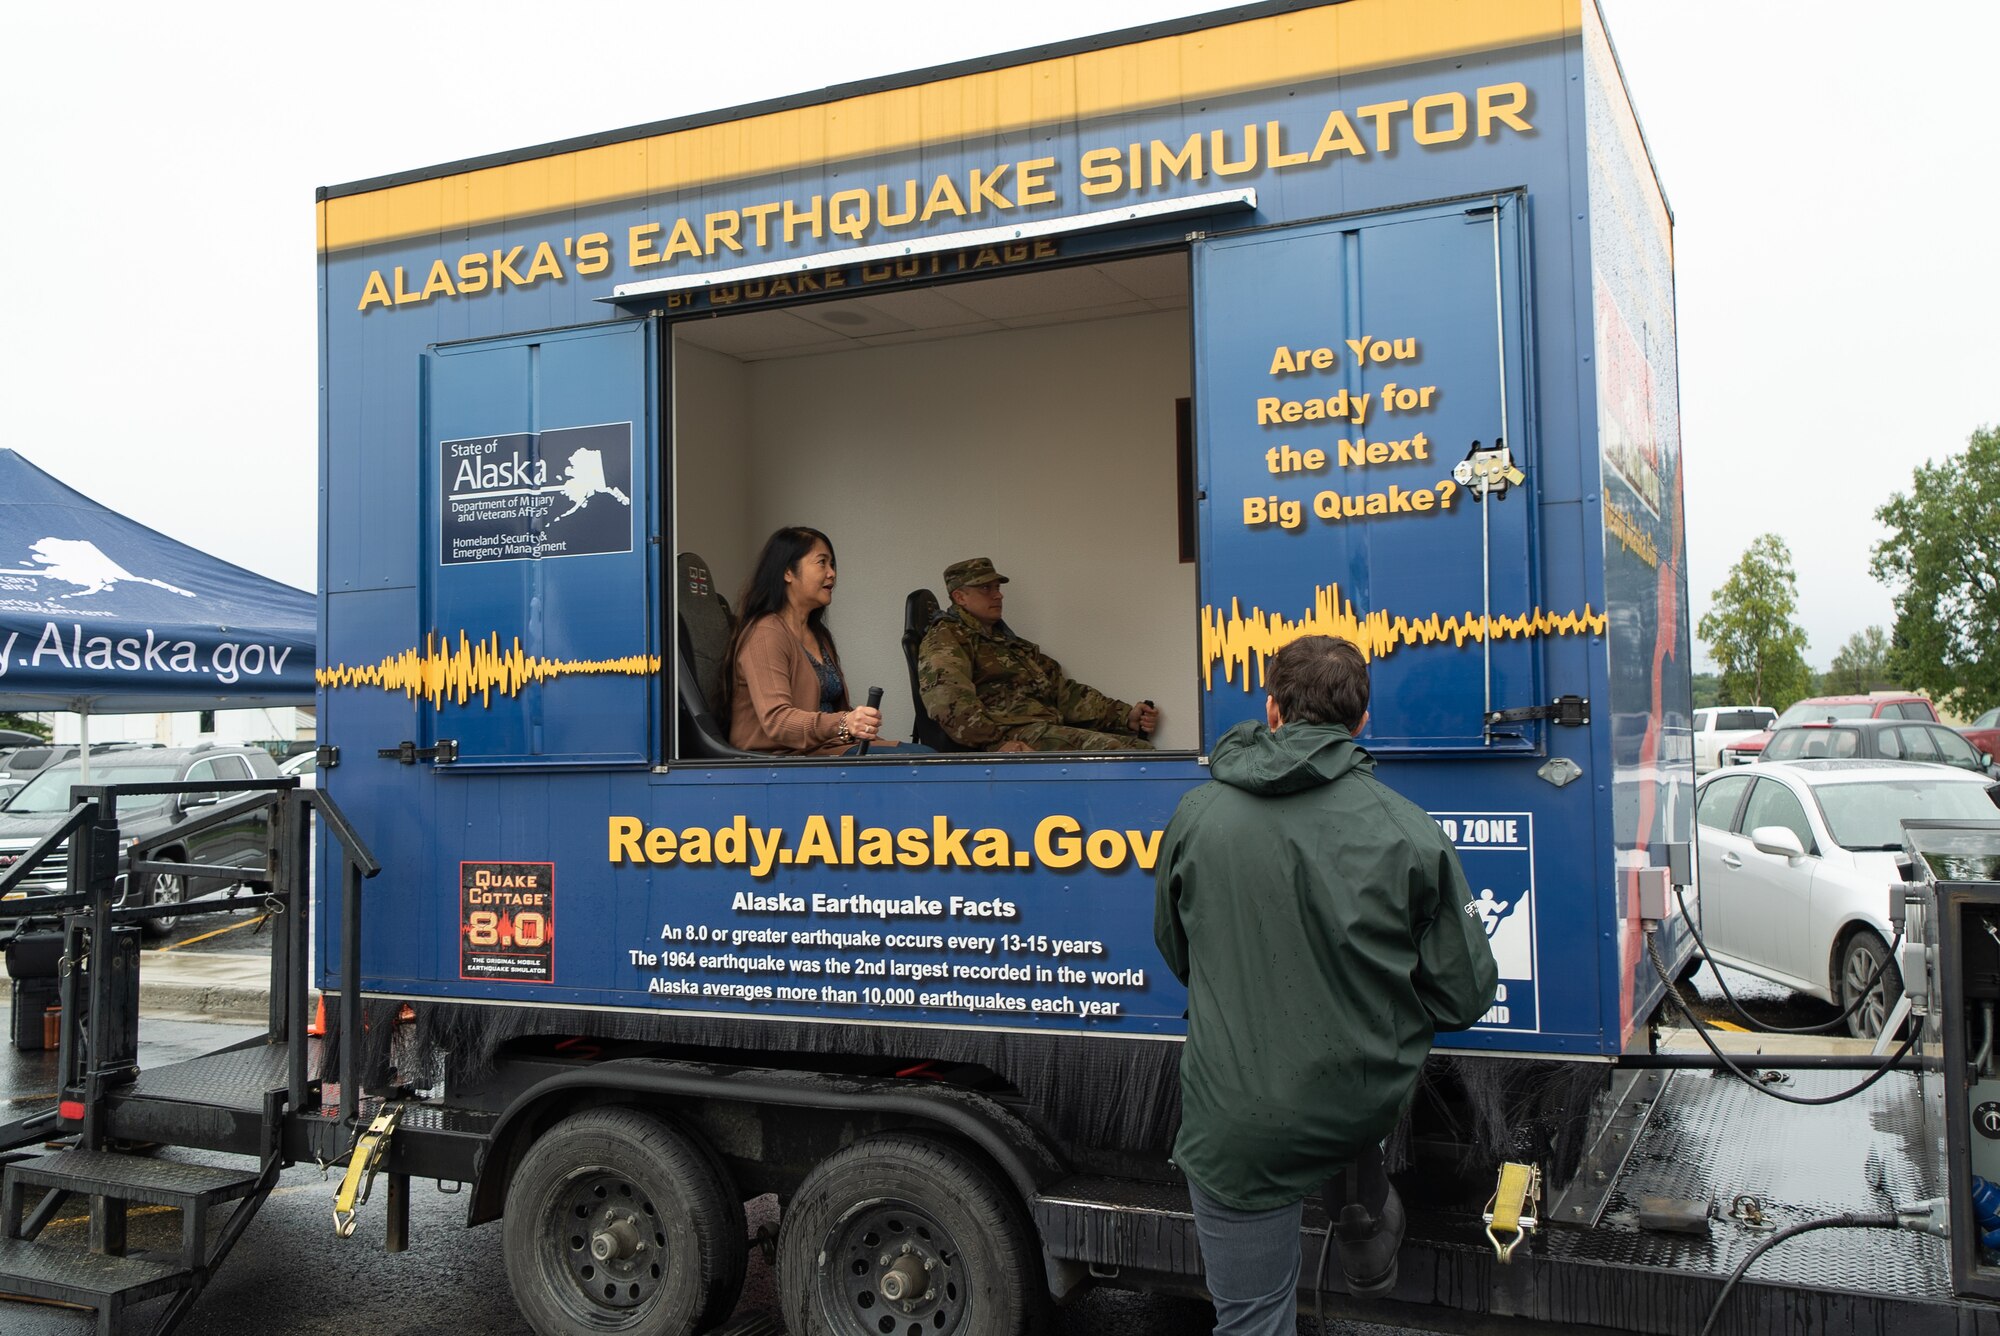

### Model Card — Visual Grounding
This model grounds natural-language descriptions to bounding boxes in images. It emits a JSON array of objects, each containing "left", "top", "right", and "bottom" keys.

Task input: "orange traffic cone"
[{"left": 308, "top": 994, "right": 326, "bottom": 1036}]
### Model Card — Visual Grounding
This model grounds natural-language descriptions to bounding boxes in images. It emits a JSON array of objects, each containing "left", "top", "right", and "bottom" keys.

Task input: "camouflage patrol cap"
[{"left": 943, "top": 557, "right": 1010, "bottom": 593}]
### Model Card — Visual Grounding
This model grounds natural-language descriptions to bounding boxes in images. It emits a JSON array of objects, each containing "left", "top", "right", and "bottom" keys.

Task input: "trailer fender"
[{"left": 466, "top": 1056, "right": 1068, "bottom": 1228}]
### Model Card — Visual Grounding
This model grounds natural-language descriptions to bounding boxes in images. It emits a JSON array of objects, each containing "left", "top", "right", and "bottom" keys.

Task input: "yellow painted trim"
[{"left": 323, "top": 0, "right": 1578, "bottom": 253}]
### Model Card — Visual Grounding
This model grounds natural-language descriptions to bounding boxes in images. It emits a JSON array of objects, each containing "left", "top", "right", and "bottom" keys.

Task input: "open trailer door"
[
  {"left": 1193, "top": 195, "right": 1545, "bottom": 754},
  {"left": 419, "top": 319, "right": 658, "bottom": 766}
]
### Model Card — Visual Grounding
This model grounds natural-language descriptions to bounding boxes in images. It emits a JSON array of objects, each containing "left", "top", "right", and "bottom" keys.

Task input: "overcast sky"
[{"left": 2, "top": 1, "right": 1993, "bottom": 673}]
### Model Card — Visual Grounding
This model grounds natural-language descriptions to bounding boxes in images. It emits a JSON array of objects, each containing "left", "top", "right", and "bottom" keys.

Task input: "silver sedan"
[{"left": 1692, "top": 758, "right": 2000, "bottom": 1037}]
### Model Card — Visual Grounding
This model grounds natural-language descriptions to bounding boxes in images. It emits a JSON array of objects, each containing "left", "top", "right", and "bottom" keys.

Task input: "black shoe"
[{"left": 1335, "top": 1181, "right": 1405, "bottom": 1298}]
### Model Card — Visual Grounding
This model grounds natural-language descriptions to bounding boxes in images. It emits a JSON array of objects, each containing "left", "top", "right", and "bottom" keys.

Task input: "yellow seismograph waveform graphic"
[
  {"left": 317, "top": 632, "right": 661, "bottom": 707},
  {"left": 1203, "top": 584, "right": 1608, "bottom": 691}
]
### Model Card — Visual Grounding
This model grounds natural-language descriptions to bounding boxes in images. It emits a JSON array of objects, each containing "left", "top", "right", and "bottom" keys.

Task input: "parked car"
[
  {"left": 1692, "top": 758, "right": 2000, "bottom": 1038},
  {"left": 1759, "top": 718, "right": 1999, "bottom": 776},
  {"left": 1717, "top": 694, "right": 1938, "bottom": 767},
  {"left": 0, "top": 780, "right": 21, "bottom": 809},
  {"left": 1692, "top": 705, "right": 1777, "bottom": 774},
  {"left": 0, "top": 744, "right": 280, "bottom": 938},
  {"left": 1959, "top": 706, "right": 2000, "bottom": 767}
]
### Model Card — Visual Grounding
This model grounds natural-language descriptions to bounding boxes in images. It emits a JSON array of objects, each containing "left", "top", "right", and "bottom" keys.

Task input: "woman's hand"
[{"left": 845, "top": 705, "right": 883, "bottom": 740}]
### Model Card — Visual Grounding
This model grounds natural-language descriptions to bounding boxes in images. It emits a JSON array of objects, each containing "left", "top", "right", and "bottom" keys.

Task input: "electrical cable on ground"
[
  {"left": 1647, "top": 932, "right": 1919, "bottom": 1105},
  {"left": 1671, "top": 883, "right": 1900, "bottom": 1035},
  {"left": 1696, "top": 1213, "right": 1903, "bottom": 1336}
]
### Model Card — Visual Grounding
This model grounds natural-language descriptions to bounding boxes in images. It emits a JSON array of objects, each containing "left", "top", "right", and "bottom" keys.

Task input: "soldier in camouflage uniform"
[{"left": 917, "top": 557, "right": 1159, "bottom": 752}]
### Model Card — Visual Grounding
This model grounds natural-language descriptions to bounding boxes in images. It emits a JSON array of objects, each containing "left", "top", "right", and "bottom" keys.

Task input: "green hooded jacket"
[{"left": 1154, "top": 719, "right": 1499, "bottom": 1209}]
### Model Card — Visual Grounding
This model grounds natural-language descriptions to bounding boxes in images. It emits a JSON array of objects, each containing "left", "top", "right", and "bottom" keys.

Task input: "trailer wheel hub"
[
  {"left": 591, "top": 1211, "right": 645, "bottom": 1263},
  {"left": 827, "top": 1201, "right": 956, "bottom": 1329},
  {"left": 556, "top": 1173, "right": 662, "bottom": 1311},
  {"left": 878, "top": 1251, "right": 929, "bottom": 1303}
]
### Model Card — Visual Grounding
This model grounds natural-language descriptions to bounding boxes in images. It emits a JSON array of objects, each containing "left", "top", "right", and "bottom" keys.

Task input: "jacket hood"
[{"left": 1208, "top": 719, "right": 1372, "bottom": 795}]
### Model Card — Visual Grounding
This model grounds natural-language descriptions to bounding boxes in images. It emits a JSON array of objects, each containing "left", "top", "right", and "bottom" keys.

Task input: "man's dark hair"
[{"left": 1267, "top": 635, "right": 1369, "bottom": 730}]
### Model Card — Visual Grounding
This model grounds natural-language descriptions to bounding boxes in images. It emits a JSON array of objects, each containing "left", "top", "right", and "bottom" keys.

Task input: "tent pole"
[{"left": 78, "top": 702, "right": 91, "bottom": 784}]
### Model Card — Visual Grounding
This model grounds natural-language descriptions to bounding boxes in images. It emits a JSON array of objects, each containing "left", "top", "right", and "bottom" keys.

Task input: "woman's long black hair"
[{"left": 723, "top": 525, "right": 843, "bottom": 713}]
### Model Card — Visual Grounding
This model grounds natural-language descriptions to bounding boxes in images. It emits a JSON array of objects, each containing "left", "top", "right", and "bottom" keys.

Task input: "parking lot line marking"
[
  {"left": 1706, "top": 1019, "right": 1750, "bottom": 1033},
  {"left": 155, "top": 913, "right": 268, "bottom": 952}
]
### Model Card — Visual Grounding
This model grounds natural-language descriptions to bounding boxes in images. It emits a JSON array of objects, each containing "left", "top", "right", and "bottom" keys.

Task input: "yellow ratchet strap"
[
  {"left": 1482, "top": 1161, "right": 1542, "bottom": 1263},
  {"left": 333, "top": 1104, "right": 403, "bottom": 1238}
]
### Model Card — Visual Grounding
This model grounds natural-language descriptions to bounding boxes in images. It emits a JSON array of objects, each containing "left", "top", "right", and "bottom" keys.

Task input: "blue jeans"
[{"left": 1187, "top": 1179, "right": 1302, "bottom": 1336}]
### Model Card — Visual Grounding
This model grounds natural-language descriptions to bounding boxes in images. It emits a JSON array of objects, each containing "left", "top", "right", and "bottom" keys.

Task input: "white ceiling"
[{"left": 671, "top": 252, "right": 1190, "bottom": 361}]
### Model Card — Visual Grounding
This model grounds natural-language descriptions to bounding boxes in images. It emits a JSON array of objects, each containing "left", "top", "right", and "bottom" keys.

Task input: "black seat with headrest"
[
  {"left": 675, "top": 552, "right": 766, "bottom": 760},
  {"left": 903, "top": 589, "right": 971, "bottom": 753}
]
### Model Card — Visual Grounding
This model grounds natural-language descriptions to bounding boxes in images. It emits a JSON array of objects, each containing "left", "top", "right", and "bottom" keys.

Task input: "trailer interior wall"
[{"left": 673, "top": 270, "right": 1197, "bottom": 749}]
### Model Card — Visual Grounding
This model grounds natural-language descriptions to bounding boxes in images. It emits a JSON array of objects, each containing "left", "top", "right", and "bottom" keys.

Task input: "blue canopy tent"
[{"left": 0, "top": 448, "right": 314, "bottom": 775}]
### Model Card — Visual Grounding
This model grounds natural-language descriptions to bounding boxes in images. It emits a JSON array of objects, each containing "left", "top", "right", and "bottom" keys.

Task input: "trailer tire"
[
  {"left": 502, "top": 1106, "right": 746, "bottom": 1336},
  {"left": 778, "top": 1132, "right": 1046, "bottom": 1336}
]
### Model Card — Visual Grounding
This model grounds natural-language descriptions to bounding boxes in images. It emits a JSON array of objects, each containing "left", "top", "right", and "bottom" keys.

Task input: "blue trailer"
[
  {"left": 315, "top": 0, "right": 1688, "bottom": 1067},
  {"left": 7, "top": 3, "right": 1989, "bottom": 1334}
]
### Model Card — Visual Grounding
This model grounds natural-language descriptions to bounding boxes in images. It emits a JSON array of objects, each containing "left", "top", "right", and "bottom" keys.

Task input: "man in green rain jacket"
[{"left": 1155, "top": 635, "right": 1497, "bottom": 1333}]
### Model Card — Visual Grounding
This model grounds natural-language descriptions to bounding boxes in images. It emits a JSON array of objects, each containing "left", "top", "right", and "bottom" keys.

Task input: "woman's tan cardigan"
[{"left": 727, "top": 616, "right": 851, "bottom": 755}]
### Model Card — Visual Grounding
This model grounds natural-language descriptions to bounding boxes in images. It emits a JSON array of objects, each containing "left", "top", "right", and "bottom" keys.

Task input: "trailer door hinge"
[
  {"left": 315, "top": 745, "right": 340, "bottom": 771},
  {"left": 1485, "top": 695, "right": 1590, "bottom": 728},
  {"left": 377, "top": 739, "right": 458, "bottom": 765}
]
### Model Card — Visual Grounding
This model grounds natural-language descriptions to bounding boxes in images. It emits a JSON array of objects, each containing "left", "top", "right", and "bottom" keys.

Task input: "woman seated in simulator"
[{"left": 725, "top": 526, "right": 923, "bottom": 756}]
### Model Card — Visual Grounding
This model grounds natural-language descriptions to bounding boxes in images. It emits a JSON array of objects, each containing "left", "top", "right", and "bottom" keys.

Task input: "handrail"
[
  {"left": 303, "top": 789, "right": 380, "bottom": 878},
  {"left": 1, "top": 783, "right": 292, "bottom": 941},
  {"left": 2, "top": 773, "right": 386, "bottom": 1143},
  {"left": 0, "top": 802, "right": 94, "bottom": 897},
  {"left": 300, "top": 788, "right": 381, "bottom": 1129},
  {"left": 0, "top": 886, "right": 281, "bottom": 933},
  {"left": 126, "top": 791, "right": 294, "bottom": 855}
]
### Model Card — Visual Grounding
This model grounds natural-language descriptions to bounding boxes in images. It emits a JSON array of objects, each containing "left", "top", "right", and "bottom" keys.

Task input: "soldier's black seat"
[
  {"left": 675, "top": 552, "right": 766, "bottom": 760},
  {"left": 903, "top": 590, "right": 971, "bottom": 753}
]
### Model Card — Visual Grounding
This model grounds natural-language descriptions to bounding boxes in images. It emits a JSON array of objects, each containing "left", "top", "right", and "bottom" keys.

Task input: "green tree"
[
  {"left": 1698, "top": 534, "right": 1813, "bottom": 708},
  {"left": 1872, "top": 425, "right": 2000, "bottom": 715},
  {"left": 1690, "top": 671, "right": 1720, "bottom": 711},
  {"left": 1824, "top": 626, "right": 1893, "bottom": 695},
  {"left": 0, "top": 713, "right": 48, "bottom": 741}
]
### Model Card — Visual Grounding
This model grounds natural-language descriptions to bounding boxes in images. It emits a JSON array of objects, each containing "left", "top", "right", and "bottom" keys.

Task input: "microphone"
[{"left": 856, "top": 686, "right": 884, "bottom": 757}]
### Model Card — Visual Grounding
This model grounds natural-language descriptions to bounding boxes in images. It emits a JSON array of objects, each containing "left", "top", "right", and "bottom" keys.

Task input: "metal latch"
[
  {"left": 377, "top": 740, "right": 458, "bottom": 765},
  {"left": 334, "top": 1103, "right": 404, "bottom": 1237},
  {"left": 1486, "top": 695, "right": 1590, "bottom": 727},
  {"left": 1483, "top": 1161, "right": 1543, "bottom": 1262}
]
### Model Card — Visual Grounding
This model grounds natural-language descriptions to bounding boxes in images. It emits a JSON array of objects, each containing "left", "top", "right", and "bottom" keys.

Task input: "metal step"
[
  {"left": 0, "top": 1233, "right": 188, "bottom": 1308},
  {"left": 6, "top": 1149, "right": 262, "bottom": 1212}
]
